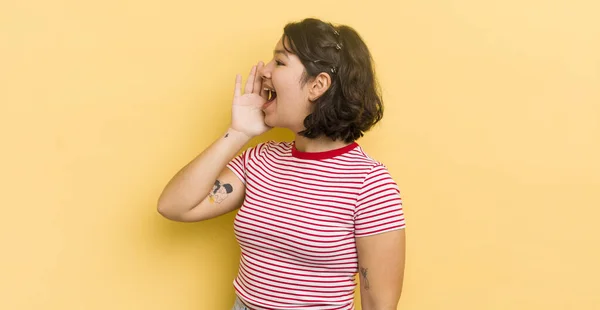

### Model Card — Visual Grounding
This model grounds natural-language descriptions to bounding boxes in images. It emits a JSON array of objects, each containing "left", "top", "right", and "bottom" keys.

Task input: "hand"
[{"left": 230, "top": 62, "right": 271, "bottom": 138}]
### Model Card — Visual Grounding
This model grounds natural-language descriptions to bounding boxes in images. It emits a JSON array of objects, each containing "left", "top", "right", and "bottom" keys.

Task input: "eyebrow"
[{"left": 273, "top": 49, "right": 289, "bottom": 58}]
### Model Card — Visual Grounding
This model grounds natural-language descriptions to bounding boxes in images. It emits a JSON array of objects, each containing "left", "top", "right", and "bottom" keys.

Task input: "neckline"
[{"left": 291, "top": 141, "right": 359, "bottom": 160}]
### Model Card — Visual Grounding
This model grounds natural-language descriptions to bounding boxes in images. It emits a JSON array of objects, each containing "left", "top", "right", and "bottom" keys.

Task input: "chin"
[{"left": 264, "top": 115, "right": 275, "bottom": 127}]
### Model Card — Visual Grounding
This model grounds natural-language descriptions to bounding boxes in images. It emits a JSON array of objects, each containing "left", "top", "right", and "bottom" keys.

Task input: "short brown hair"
[{"left": 282, "top": 18, "right": 384, "bottom": 143}]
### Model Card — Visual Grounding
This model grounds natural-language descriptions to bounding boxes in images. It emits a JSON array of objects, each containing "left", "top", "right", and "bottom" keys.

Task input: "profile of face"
[
  {"left": 254, "top": 18, "right": 383, "bottom": 143},
  {"left": 259, "top": 38, "right": 332, "bottom": 133}
]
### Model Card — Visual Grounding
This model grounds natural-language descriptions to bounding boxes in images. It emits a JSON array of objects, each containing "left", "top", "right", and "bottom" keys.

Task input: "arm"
[
  {"left": 156, "top": 128, "right": 250, "bottom": 222},
  {"left": 157, "top": 61, "right": 269, "bottom": 222},
  {"left": 356, "top": 229, "right": 406, "bottom": 310}
]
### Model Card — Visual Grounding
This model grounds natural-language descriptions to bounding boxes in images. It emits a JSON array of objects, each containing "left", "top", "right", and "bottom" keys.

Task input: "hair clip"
[
  {"left": 335, "top": 43, "right": 342, "bottom": 50},
  {"left": 313, "top": 60, "right": 338, "bottom": 74},
  {"left": 333, "top": 29, "right": 340, "bottom": 36}
]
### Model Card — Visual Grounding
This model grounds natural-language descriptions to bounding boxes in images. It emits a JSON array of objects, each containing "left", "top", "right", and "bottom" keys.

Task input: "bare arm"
[
  {"left": 157, "top": 61, "right": 270, "bottom": 222},
  {"left": 357, "top": 229, "right": 406, "bottom": 310},
  {"left": 156, "top": 128, "right": 250, "bottom": 222}
]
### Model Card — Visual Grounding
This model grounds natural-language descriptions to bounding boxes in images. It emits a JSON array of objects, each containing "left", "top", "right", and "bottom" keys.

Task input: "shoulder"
[
  {"left": 348, "top": 144, "right": 389, "bottom": 170},
  {"left": 244, "top": 140, "right": 292, "bottom": 159},
  {"left": 349, "top": 145, "right": 400, "bottom": 189}
]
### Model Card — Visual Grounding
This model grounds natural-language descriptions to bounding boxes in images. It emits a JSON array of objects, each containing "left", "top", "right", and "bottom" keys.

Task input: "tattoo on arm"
[
  {"left": 208, "top": 179, "right": 233, "bottom": 204},
  {"left": 360, "top": 267, "right": 370, "bottom": 290}
]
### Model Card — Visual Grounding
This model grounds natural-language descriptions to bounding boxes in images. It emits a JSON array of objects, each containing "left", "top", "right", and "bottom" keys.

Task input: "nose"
[{"left": 260, "top": 60, "right": 273, "bottom": 80}]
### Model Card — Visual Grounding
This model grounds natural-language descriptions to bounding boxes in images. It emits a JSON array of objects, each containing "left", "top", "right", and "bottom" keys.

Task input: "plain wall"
[{"left": 1, "top": 0, "right": 599, "bottom": 309}]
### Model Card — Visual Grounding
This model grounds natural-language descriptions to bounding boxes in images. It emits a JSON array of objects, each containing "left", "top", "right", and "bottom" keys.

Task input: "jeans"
[{"left": 232, "top": 295, "right": 249, "bottom": 310}]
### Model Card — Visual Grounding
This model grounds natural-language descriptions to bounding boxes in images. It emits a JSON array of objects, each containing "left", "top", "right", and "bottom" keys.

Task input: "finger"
[
  {"left": 253, "top": 61, "right": 264, "bottom": 95},
  {"left": 234, "top": 74, "right": 242, "bottom": 98},
  {"left": 244, "top": 65, "right": 256, "bottom": 94}
]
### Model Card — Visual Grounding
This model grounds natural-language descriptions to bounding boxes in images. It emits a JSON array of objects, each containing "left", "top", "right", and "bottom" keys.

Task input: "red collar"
[{"left": 291, "top": 141, "right": 359, "bottom": 160}]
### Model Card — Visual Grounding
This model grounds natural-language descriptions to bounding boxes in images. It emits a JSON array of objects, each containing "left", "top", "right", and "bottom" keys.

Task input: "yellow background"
[{"left": 1, "top": 0, "right": 599, "bottom": 309}]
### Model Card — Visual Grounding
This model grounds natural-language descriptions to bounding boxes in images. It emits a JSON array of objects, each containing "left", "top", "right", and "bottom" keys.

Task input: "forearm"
[{"left": 157, "top": 127, "right": 250, "bottom": 214}]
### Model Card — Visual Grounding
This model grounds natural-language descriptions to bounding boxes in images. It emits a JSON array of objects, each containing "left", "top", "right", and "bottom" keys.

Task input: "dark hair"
[{"left": 282, "top": 18, "right": 384, "bottom": 143}]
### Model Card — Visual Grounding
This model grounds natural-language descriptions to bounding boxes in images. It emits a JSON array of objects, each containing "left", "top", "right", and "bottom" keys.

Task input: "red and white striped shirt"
[{"left": 226, "top": 140, "right": 405, "bottom": 310}]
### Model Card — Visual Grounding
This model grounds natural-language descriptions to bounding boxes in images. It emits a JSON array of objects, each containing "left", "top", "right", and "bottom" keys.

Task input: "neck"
[{"left": 293, "top": 134, "right": 352, "bottom": 152}]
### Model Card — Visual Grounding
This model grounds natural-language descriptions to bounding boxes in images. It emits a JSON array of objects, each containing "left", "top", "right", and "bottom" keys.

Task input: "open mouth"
[
  {"left": 262, "top": 87, "right": 277, "bottom": 110},
  {"left": 264, "top": 87, "right": 277, "bottom": 102}
]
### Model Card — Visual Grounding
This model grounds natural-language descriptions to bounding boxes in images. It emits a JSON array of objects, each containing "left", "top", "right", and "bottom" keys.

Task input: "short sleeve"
[
  {"left": 226, "top": 142, "right": 267, "bottom": 184},
  {"left": 354, "top": 164, "right": 406, "bottom": 237}
]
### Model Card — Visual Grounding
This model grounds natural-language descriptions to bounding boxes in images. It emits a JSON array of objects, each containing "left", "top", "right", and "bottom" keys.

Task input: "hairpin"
[{"left": 312, "top": 60, "right": 338, "bottom": 74}]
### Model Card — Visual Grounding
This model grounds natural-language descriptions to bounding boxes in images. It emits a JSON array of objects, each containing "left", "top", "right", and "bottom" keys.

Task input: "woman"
[{"left": 158, "top": 18, "right": 406, "bottom": 310}]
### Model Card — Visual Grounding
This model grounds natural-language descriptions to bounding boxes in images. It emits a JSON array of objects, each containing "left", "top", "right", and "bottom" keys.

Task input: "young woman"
[{"left": 158, "top": 18, "right": 406, "bottom": 310}]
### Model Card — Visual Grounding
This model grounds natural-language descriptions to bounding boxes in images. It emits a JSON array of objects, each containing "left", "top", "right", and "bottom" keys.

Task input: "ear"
[{"left": 307, "top": 72, "right": 332, "bottom": 102}]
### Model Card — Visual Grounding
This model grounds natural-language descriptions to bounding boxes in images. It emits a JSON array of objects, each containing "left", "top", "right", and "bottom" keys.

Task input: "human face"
[{"left": 259, "top": 37, "right": 312, "bottom": 133}]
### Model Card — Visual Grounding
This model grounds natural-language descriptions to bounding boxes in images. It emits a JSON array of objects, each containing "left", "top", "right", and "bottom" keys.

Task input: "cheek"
[
  {"left": 275, "top": 82, "right": 304, "bottom": 106},
  {"left": 273, "top": 71, "right": 302, "bottom": 98}
]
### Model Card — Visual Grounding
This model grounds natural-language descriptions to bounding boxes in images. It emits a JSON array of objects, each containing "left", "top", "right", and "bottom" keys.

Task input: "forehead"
[
  {"left": 271, "top": 36, "right": 304, "bottom": 69},
  {"left": 273, "top": 37, "right": 291, "bottom": 56}
]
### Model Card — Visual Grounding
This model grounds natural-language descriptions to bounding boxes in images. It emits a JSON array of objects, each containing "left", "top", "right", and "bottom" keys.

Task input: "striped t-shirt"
[{"left": 226, "top": 140, "right": 405, "bottom": 310}]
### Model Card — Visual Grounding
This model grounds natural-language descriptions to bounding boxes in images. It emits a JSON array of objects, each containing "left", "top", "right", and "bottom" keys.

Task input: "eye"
[{"left": 275, "top": 60, "right": 284, "bottom": 66}]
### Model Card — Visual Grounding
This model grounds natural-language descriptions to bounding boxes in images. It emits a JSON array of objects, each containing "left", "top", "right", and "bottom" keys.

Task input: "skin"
[{"left": 356, "top": 230, "right": 406, "bottom": 309}]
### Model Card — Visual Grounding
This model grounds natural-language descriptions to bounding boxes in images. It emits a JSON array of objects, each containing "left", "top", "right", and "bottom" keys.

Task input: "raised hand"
[{"left": 230, "top": 62, "right": 271, "bottom": 138}]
